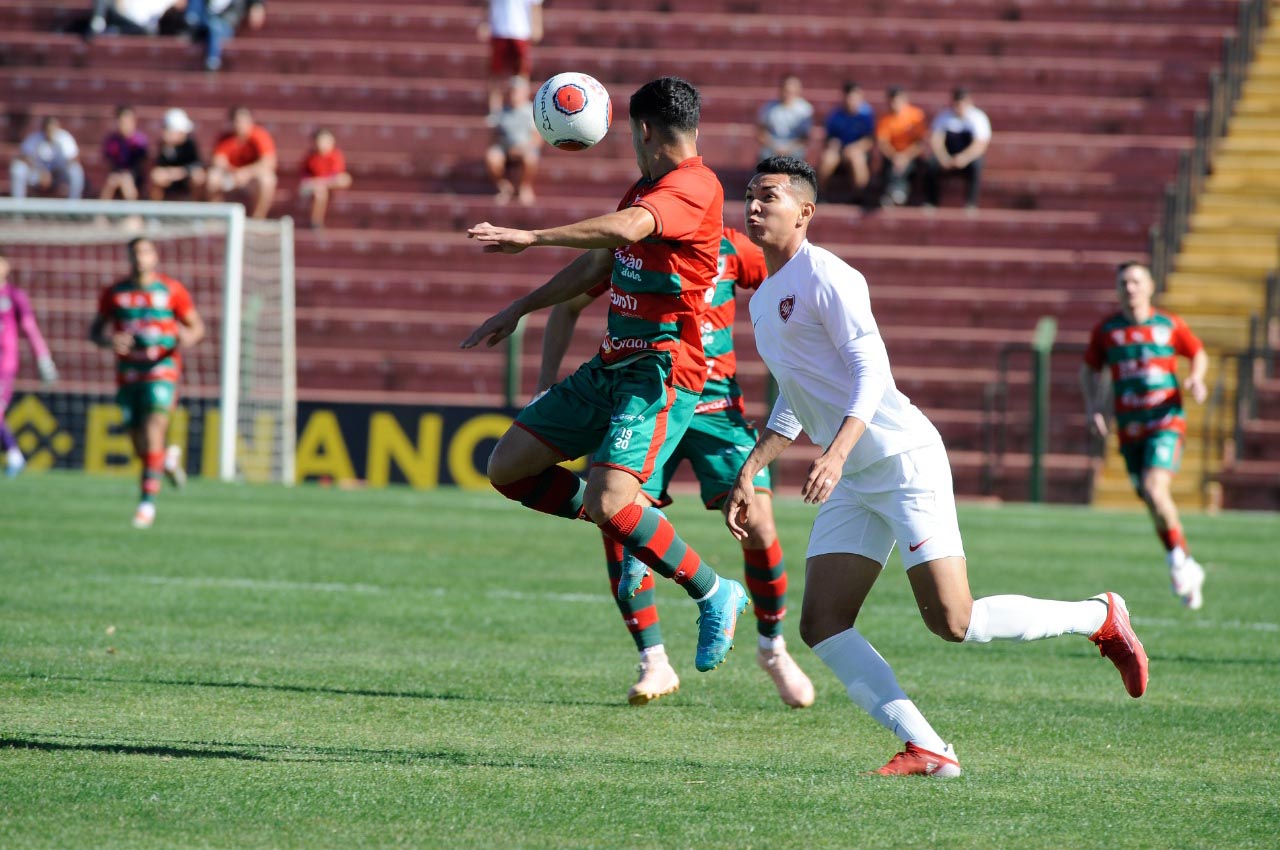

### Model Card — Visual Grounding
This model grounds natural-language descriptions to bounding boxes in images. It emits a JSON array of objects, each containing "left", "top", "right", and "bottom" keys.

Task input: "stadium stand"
[{"left": 0, "top": 0, "right": 1247, "bottom": 500}]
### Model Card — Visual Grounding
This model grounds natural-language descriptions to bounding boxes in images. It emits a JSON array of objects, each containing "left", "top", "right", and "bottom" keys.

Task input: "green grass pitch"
[{"left": 1, "top": 472, "right": 1277, "bottom": 849}]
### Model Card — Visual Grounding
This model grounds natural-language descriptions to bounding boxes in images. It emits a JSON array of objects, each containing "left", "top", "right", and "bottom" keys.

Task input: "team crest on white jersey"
[
  {"left": 779, "top": 294, "right": 796, "bottom": 322},
  {"left": 1152, "top": 325, "right": 1171, "bottom": 346}
]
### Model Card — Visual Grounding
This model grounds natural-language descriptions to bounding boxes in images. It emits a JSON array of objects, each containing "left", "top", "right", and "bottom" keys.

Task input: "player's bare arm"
[
  {"left": 538, "top": 291, "right": 597, "bottom": 392},
  {"left": 725, "top": 426, "right": 794, "bottom": 540},
  {"left": 177, "top": 308, "right": 206, "bottom": 350},
  {"left": 460, "top": 248, "right": 611, "bottom": 349},
  {"left": 89, "top": 314, "right": 133, "bottom": 356},
  {"left": 802, "top": 416, "right": 868, "bottom": 506},
  {"left": 1184, "top": 348, "right": 1209, "bottom": 403},
  {"left": 1079, "top": 364, "right": 1110, "bottom": 438},
  {"left": 467, "top": 206, "right": 656, "bottom": 254}
]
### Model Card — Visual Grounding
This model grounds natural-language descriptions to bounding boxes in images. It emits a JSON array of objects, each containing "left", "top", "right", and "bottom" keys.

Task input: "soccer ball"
[{"left": 533, "top": 72, "right": 612, "bottom": 151}]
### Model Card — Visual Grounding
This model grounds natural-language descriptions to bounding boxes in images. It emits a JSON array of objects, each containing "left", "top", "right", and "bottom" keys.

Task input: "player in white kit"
[{"left": 725, "top": 156, "right": 1149, "bottom": 777}]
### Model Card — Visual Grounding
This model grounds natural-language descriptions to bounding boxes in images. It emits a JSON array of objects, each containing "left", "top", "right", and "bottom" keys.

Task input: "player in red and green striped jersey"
[
  {"left": 90, "top": 237, "right": 205, "bottom": 529},
  {"left": 538, "top": 227, "right": 814, "bottom": 707},
  {"left": 1081, "top": 262, "right": 1209, "bottom": 608}
]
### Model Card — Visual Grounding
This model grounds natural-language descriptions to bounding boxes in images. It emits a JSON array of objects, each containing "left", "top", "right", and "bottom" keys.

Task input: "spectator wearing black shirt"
[{"left": 148, "top": 108, "right": 205, "bottom": 200}]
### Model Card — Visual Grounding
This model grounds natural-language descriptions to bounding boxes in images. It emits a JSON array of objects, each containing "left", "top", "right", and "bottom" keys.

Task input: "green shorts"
[
  {"left": 117, "top": 380, "right": 177, "bottom": 428},
  {"left": 1120, "top": 430, "right": 1183, "bottom": 488},
  {"left": 642, "top": 406, "right": 773, "bottom": 509},
  {"left": 516, "top": 355, "right": 698, "bottom": 482}
]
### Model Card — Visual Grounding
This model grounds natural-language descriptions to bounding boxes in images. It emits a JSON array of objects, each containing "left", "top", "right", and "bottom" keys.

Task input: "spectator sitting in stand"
[
  {"left": 925, "top": 87, "right": 992, "bottom": 211},
  {"left": 484, "top": 76, "right": 540, "bottom": 207},
  {"left": 875, "top": 86, "right": 929, "bottom": 207},
  {"left": 757, "top": 74, "right": 814, "bottom": 162},
  {"left": 89, "top": 0, "right": 181, "bottom": 36},
  {"left": 100, "top": 104, "right": 149, "bottom": 201},
  {"left": 149, "top": 108, "right": 205, "bottom": 200},
  {"left": 185, "top": 0, "right": 266, "bottom": 72},
  {"left": 9, "top": 117, "right": 85, "bottom": 200},
  {"left": 206, "top": 105, "right": 277, "bottom": 219},
  {"left": 816, "top": 81, "right": 876, "bottom": 204},
  {"left": 298, "top": 128, "right": 352, "bottom": 229}
]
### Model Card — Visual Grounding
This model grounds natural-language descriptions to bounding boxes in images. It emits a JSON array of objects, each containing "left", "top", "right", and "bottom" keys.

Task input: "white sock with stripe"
[{"left": 813, "top": 627, "right": 948, "bottom": 753}]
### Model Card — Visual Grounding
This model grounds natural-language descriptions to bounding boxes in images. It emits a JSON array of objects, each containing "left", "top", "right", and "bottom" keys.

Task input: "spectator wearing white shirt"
[
  {"left": 478, "top": 0, "right": 544, "bottom": 116},
  {"left": 924, "top": 88, "right": 992, "bottom": 209},
  {"left": 9, "top": 117, "right": 85, "bottom": 200},
  {"left": 88, "top": 0, "right": 181, "bottom": 36},
  {"left": 728, "top": 156, "right": 1149, "bottom": 777},
  {"left": 757, "top": 74, "right": 814, "bottom": 162}
]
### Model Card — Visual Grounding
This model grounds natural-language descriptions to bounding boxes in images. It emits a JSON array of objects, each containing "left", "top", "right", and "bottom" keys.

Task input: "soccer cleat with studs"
[
  {"left": 1169, "top": 557, "right": 1205, "bottom": 610},
  {"left": 694, "top": 578, "right": 748, "bottom": 672},
  {"left": 627, "top": 648, "right": 680, "bottom": 706},
  {"left": 1088, "top": 591, "right": 1148, "bottom": 698},
  {"left": 756, "top": 638, "right": 816, "bottom": 708},
  {"left": 874, "top": 742, "right": 962, "bottom": 777}
]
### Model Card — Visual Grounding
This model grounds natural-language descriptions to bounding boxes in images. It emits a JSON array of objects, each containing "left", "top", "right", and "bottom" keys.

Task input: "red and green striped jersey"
[
  {"left": 696, "top": 227, "right": 768, "bottom": 413},
  {"left": 599, "top": 156, "right": 724, "bottom": 393},
  {"left": 1083, "top": 309, "right": 1204, "bottom": 445},
  {"left": 96, "top": 274, "right": 195, "bottom": 386}
]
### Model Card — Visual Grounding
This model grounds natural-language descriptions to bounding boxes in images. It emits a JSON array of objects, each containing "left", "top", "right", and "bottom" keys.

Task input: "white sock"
[
  {"left": 963, "top": 595, "right": 1108, "bottom": 643},
  {"left": 759, "top": 635, "right": 784, "bottom": 652},
  {"left": 812, "top": 627, "right": 948, "bottom": 753},
  {"left": 639, "top": 644, "right": 666, "bottom": 660},
  {"left": 1167, "top": 546, "right": 1188, "bottom": 568}
]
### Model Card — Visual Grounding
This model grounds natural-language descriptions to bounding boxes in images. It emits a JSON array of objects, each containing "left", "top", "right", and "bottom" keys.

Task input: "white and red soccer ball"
[{"left": 534, "top": 72, "right": 612, "bottom": 151}]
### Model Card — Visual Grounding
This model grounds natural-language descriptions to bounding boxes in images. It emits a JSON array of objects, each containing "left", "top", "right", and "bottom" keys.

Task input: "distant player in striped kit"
[
  {"left": 1081, "top": 262, "right": 1209, "bottom": 608},
  {"left": 0, "top": 251, "right": 59, "bottom": 476},
  {"left": 728, "top": 157, "right": 1148, "bottom": 777},
  {"left": 90, "top": 238, "right": 205, "bottom": 528},
  {"left": 537, "top": 227, "right": 814, "bottom": 707}
]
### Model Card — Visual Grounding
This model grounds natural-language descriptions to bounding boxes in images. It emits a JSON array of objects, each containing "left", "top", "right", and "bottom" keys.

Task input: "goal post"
[{"left": 0, "top": 198, "right": 296, "bottom": 484}]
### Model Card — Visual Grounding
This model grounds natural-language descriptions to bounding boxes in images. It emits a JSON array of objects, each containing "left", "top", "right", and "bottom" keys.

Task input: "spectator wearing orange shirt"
[
  {"left": 298, "top": 128, "right": 352, "bottom": 229},
  {"left": 206, "top": 105, "right": 277, "bottom": 218},
  {"left": 875, "top": 86, "right": 928, "bottom": 208}
]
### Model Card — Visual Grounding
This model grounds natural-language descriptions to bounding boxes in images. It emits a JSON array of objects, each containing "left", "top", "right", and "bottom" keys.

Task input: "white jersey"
[{"left": 748, "top": 240, "right": 941, "bottom": 474}]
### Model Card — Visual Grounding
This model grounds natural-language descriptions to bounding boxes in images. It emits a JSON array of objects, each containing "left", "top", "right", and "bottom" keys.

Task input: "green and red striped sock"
[
  {"left": 492, "top": 467, "right": 586, "bottom": 520},
  {"left": 599, "top": 503, "right": 719, "bottom": 600},
  {"left": 602, "top": 534, "right": 663, "bottom": 651},
  {"left": 743, "top": 539, "right": 787, "bottom": 638},
  {"left": 140, "top": 450, "right": 164, "bottom": 504}
]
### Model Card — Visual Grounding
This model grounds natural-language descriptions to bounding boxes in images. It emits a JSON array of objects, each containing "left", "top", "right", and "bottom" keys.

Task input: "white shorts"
[{"left": 806, "top": 442, "right": 965, "bottom": 569}]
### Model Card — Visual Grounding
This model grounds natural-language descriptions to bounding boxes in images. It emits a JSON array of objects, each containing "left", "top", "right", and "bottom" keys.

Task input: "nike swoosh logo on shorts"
[{"left": 908, "top": 538, "right": 932, "bottom": 552}]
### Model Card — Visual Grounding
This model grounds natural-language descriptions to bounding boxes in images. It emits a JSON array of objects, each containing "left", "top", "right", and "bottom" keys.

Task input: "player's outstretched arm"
[
  {"left": 460, "top": 248, "right": 612, "bottom": 349},
  {"left": 467, "top": 207, "right": 656, "bottom": 254},
  {"left": 539, "top": 291, "right": 597, "bottom": 392},
  {"left": 726, "top": 425, "right": 794, "bottom": 541}
]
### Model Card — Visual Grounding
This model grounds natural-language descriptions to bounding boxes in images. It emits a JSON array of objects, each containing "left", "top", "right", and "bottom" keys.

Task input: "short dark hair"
[
  {"left": 952, "top": 87, "right": 971, "bottom": 102},
  {"left": 887, "top": 85, "right": 905, "bottom": 100},
  {"left": 755, "top": 156, "right": 818, "bottom": 201},
  {"left": 115, "top": 104, "right": 134, "bottom": 118},
  {"left": 1116, "top": 261, "right": 1150, "bottom": 277},
  {"left": 843, "top": 81, "right": 862, "bottom": 95},
  {"left": 629, "top": 77, "right": 700, "bottom": 134},
  {"left": 229, "top": 105, "right": 252, "bottom": 120},
  {"left": 127, "top": 236, "right": 153, "bottom": 255}
]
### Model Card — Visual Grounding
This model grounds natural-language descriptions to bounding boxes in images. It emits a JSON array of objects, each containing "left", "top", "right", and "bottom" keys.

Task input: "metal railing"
[{"left": 1148, "top": 0, "right": 1271, "bottom": 289}]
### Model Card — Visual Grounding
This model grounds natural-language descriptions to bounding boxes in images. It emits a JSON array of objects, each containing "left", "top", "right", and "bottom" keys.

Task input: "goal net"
[{"left": 0, "top": 199, "right": 295, "bottom": 484}]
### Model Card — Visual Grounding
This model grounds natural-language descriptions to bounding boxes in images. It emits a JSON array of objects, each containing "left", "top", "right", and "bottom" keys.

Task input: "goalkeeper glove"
[{"left": 37, "top": 355, "right": 58, "bottom": 385}]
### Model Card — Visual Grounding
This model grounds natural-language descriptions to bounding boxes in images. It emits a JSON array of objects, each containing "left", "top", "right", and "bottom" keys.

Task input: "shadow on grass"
[
  {"left": 0, "top": 731, "right": 675, "bottom": 770},
  {"left": 0, "top": 735, "right": 271, "bottom": 762},
  {"left": 10, "top": 672, "right": 622, "bottom": 709}
]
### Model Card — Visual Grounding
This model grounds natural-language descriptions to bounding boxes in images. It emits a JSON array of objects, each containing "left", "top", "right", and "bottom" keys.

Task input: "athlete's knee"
[
  {"left": 583, "top": 489, "right": 631, "bottom": 526},
  {"left": 921, "top": 599, "right": 972, "bottom": 643},
  {"left": 799, "top": 605, "right": 851, "bottom": 649},
  {"left": 485, "top": 433, "right": 523, "bottom": 485}
]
